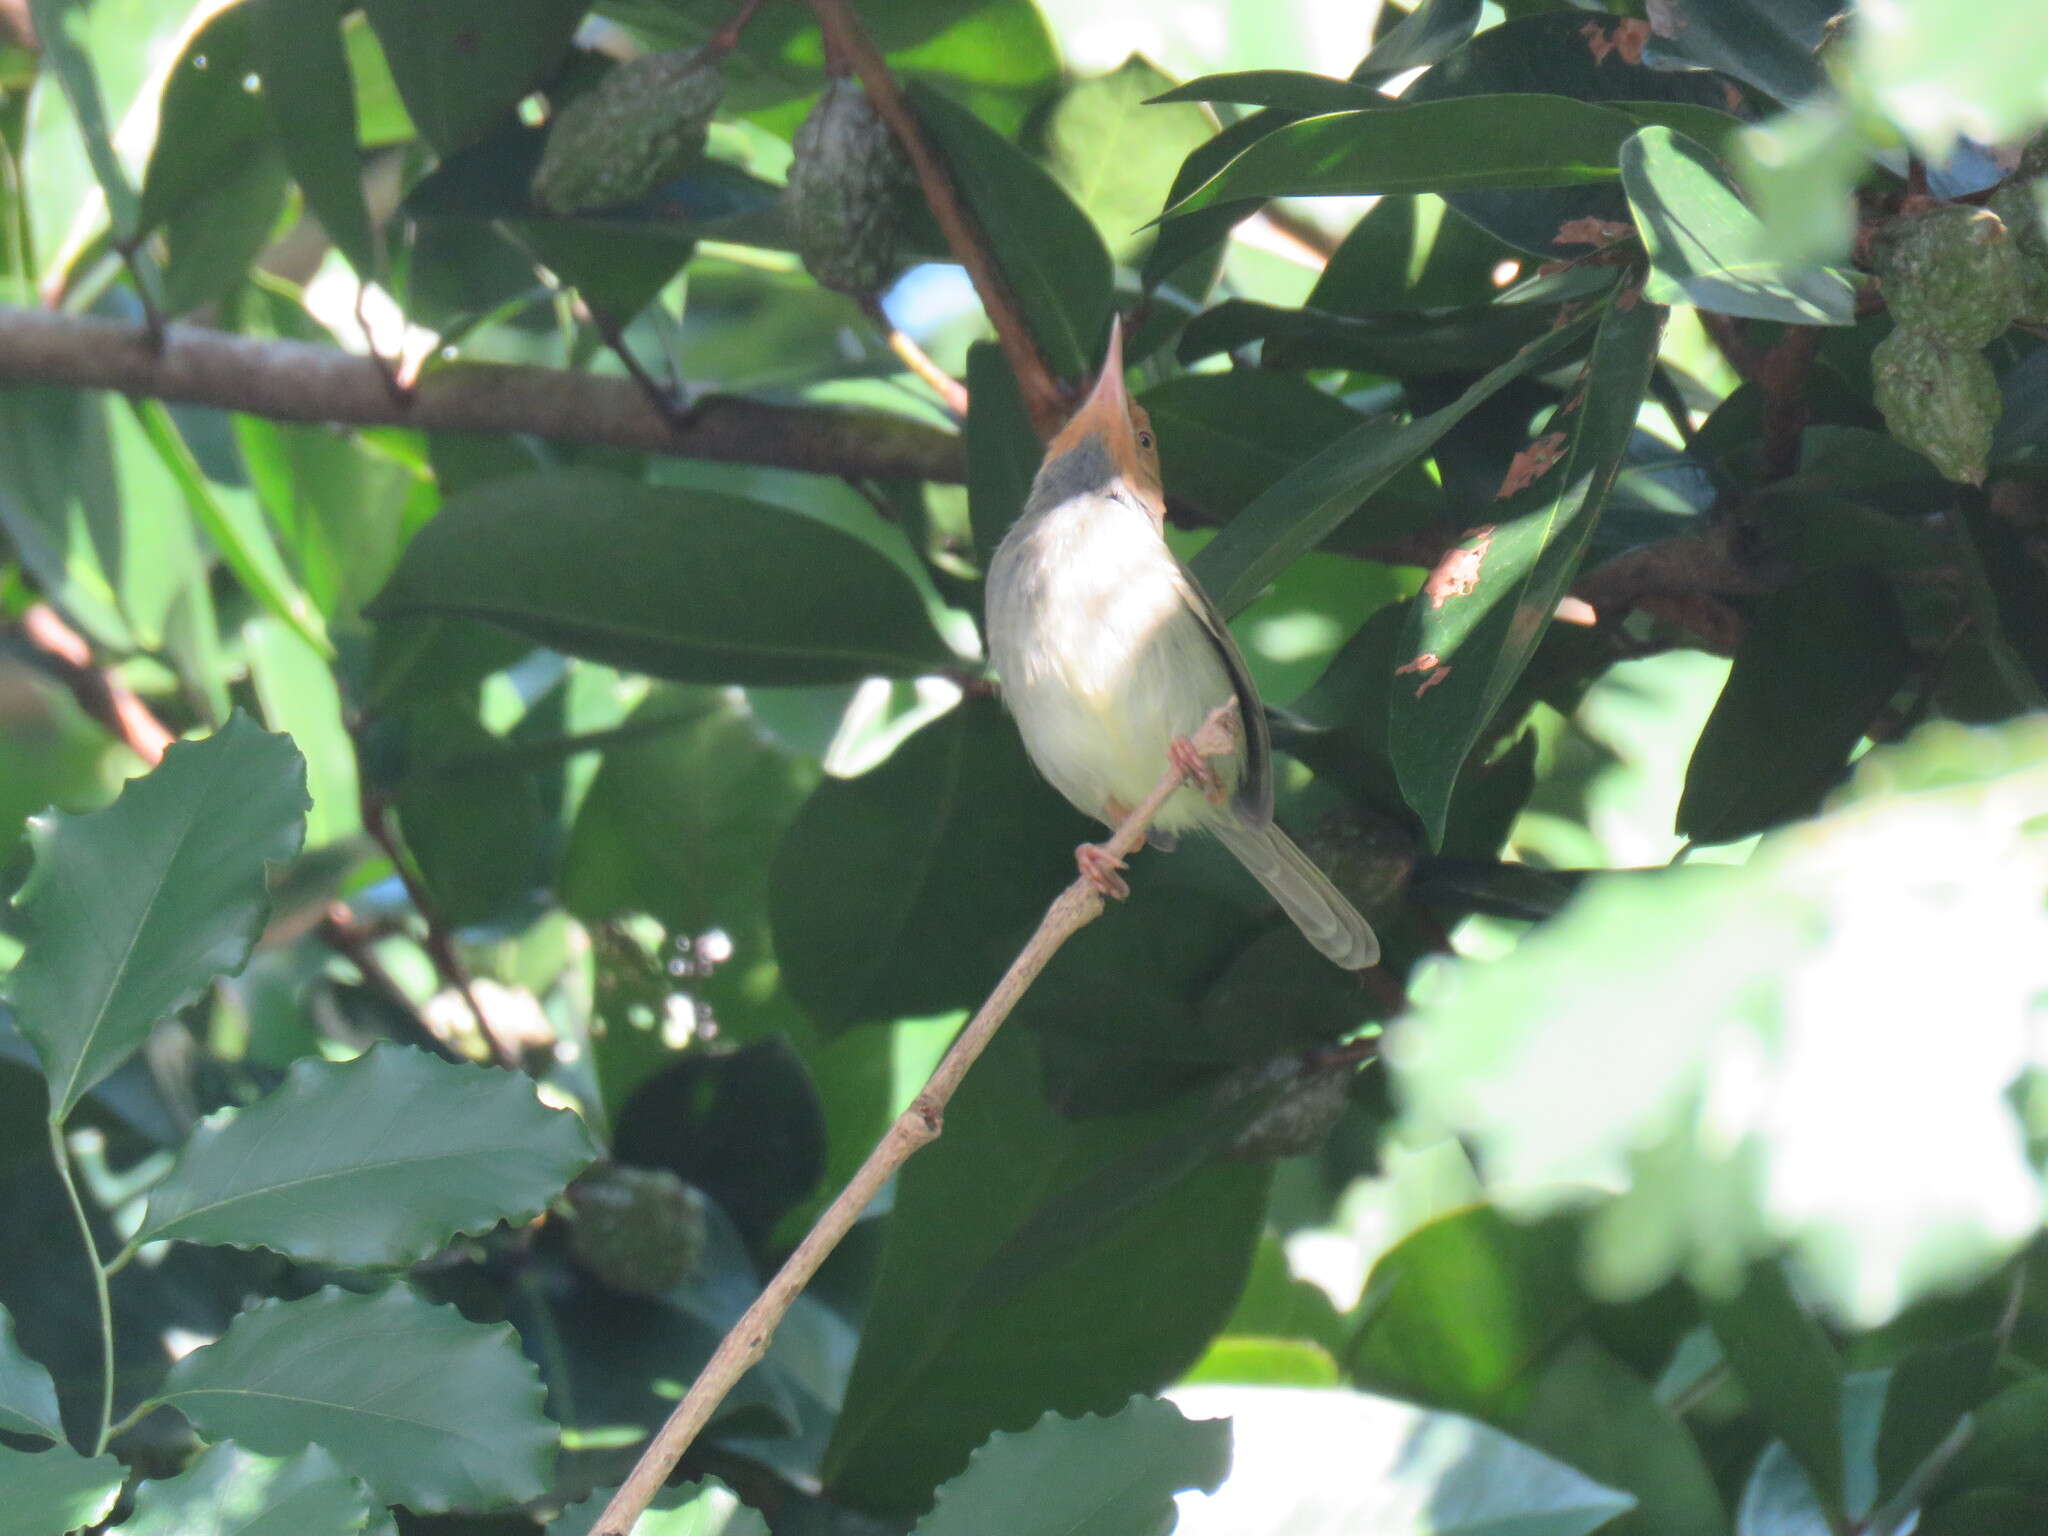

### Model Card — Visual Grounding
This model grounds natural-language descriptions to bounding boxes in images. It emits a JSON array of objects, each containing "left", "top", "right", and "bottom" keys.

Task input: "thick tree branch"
[
  {"left": 0, "top": 306, "right": 964, "bottom": 483},
  {"left": 807, "top": 0, "right": 1068, "bottom": 440},
  {"left": 591, "top": 704, "right": 1243, "bottom": 1536}
]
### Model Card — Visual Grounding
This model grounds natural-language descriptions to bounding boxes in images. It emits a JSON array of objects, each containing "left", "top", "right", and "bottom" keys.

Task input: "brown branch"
[
  {"left": 1754, "top": 325, "right": 1821, "bottom": 484},
  {"left": 863, "top": 297, "right": 969, "bottom": 418},
  {"left": 359, "top": 792, "right": 519, "bottom": 1071},
  {"left": 0, "top": 306, "right": 964, "bottom": 483},
  {"left": 591, "top": 703, "right": 1244, "bottom": 1536},
  {"left": 806, "top": 0, "right": 1067, "bottom": 440},
  {"left": 16, "top": 605, "right": 174, "bottom": 765}
]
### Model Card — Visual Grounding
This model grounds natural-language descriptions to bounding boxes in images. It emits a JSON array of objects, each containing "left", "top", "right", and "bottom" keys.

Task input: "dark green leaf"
[
  {"left": 1166, "top": 1382, "right": 1637, "bottom": 1536},
  {"left": 1390, "top": 293, "right": 1665, "bottom": 846},
  {"left": 909, "top": 80, "right": 1113, "bottom": 381},
  {"left": 1189, "top": 306, "right": 1600, "bottom": 617},
  {"left": 769, "top": 700, "right": 1086, "bottom": 1031},
  {"left": 1140, "top": 108, "right": 1295, "bottom": 292},
  {"left": 1677, "top": 569, "right": 1910, "bottom": 845},
  {"left": 251, "top": 0, "right": 378, "bottom": 274},
  {"left": 160, "top": 148, "right": 288, "bottom": 316},
  {"left": 965, "top": 340, "right": 1040, "bottom": 563},
  {"left": 1706, "top": 1262, "right": 1845, "bottom": 1524},
  {"left": 134, "top": 1044, "right": 598, "bottom": 1266},
  {"left": 911, "top": 1397, "right": 1229, "bottom": 1536},
  {"left": 368, "top": 470, "right": 956, "bottom": 684},
  {"left": 612, "top": 1041, "right": 824, "bottom": 1249},
  {"left": 1179, "top": 292, "right": 1595, "bottom": 377},
  {"left": 0, "top": 1301, "right": 64, "bottom": 1442},
  {"left": 1514, "top": 1337, "right": 1729, "bottom": 1536},
  {"left": 821, "top": 1029, "right": 1268, "bottom": 1515},
  {"left": 1350, "top": 0, "right": 1486, "bottom": 79},
  {"left": 1166, "top": 96, "right": 1643, "bottom": 217},
  {"left": 391, "top": 698, "right": 547, "bottom": 926},
  {"left": 10, "top": 714, "right": 308, "bottom": 1119},
  {"left": 158, "top": 1285, "right": 555, "bottom": 1512},
  {"left": 1621, "top": 127, "right": 1856, "bottom": 324},
  {"left": 1875, "top": 1332, "right": 2000, "bottom": 1506},
  {"left": 135, "top": 3, "right": 268, "bottom": 235},
  {"left": 1734, "top": 1371, "right": 1886, "bottom": 1536},
  {"left": 1348, "top": 1206, "right": 1586, "bottom": 1420},
  {"left": 0, "top": 1442, "right": 124, "bottom": 1536},
  {"left": 1648, "top": 0, "right": 1830, "bottom": 107},
  {"left": 1141, "top": 371, "right": 1373, "bottom": 520},
  {"left": 122, "top": 1442, "right": 376, "bottom": 1536},
  {"left": 1148, "top": 70, "right": 1379, "bottom": 113},
  {"left": 359, "top": 0, "right": 585, "bottom": 155}
]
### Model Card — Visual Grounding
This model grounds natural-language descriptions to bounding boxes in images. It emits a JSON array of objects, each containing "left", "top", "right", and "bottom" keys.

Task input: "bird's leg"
[
  {"left": 1168, "top": 734, "right": 1228, "bottom": 806},
  {"left": 1074, "top": 843, "right": 1130, "bottom": 900}
]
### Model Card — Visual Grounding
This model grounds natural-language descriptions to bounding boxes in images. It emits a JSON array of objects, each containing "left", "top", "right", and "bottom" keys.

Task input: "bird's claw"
[
  {"left": 1169, "top": 734, "right": 1228, "bottom": 805},
  {"left": 1075, "top": 842, "right": 1130, "bottom": 900}
]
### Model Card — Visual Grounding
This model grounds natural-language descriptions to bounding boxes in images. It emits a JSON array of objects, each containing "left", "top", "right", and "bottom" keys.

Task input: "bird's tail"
[{"left": 1212, "top": 817, "right": 1380, "bottom": 970}]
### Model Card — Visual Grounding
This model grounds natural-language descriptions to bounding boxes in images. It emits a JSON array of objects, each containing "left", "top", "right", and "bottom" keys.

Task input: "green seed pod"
[
  {"left": 788, "top": 77, "right": 913, "bottom": 296},
  {"left": 532, "top": 49, "right": 725, "bottom": 215},
  {"left": 566, "top": 1163, "right": 707, "bottom": 1296},
  {"left": 1988, "top": 180, "right": 2048, "bottom": 323},
  {"left": 1874, "top": 204, "right": 2024, "bottom": 346},
  {"left": 1872, "top": 326, "right": 2002, "bottom": 486}
]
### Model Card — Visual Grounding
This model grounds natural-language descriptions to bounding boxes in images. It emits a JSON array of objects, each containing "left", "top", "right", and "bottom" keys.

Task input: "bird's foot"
[
  {"left": 1169, "top": 734, "right": 1228, "bottom": 805},
  {"left": 1075, "top": 842, "right": 1130, "bottom": 900}
]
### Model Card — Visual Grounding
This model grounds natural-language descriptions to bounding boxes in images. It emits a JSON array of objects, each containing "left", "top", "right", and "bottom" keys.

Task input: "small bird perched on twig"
[{"left": 985, "top": 319, "right": 1380, "bottom": 970}]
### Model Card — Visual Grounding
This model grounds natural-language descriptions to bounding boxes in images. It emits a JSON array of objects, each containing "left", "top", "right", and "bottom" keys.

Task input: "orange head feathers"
[{"left": 1036, "top": 317, "right": 1165, "bottom": 524}]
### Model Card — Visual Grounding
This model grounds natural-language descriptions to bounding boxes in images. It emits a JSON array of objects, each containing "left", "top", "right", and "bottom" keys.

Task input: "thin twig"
[
  {"left": 359, "top": 793, "right": 519, "bottom": 1071},
  {"left": 16, "top": 605, "right": 174, "bottom": 764},
  {"left": 316, "top": 905, "right": 467, "bottom": 1065},
  {"left": 862, "top": 296, "right": 969, "bottom": 417},
  {"left": 806, "top": 0, "right": 1067, "bottom": 439},
  {"left": 0, "top": 305, "right": 965, "bottom": 483},
  {"left": 591, "top": 703, "right": 1243, "bottom": 1536}
]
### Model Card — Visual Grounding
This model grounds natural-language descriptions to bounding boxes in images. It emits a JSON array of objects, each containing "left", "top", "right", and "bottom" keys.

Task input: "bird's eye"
[{"left": 1136, "top": 430, "right": 1155, "bottom": 451}]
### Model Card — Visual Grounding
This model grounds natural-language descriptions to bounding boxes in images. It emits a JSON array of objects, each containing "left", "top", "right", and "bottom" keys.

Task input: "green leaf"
[
  {"left": 159, "top": 149, "right": 289, "bottom": 316},
  {"left": 1732, "top": 100, "right": 1869, "bottom": 268},
  {"left": 1676, "top": 569, "right": 1910, "bottom": 845},
  {"left": 1850, "top": 0, "right": 2048, "bottom": 155},
  {"left": 768, "top": 700, "right": 1087, "bottom": 1031},
  {"left": 1180, "top": 291, "right": 1595, "bottom": 378},
  {"left": 1393, "top": 716, "right": 2048, "bottom": 1327},
  {"left": 909, "top": 79, "right": 1113, "bottom": 381},
  {"left": 1513, "top": 1337, "right": 1728, "bottom": 1536},
  {"left": 1141, "top": 372, "right": 1369, "bottom": 520},
  {"left": 822, "top": 1028, "right": 1269, "bottom": 1515},
  {"left": 1390, "top": 292, "right": 1666, "bottom": 846},
  {"left": 9, "top": 713, "right": 309, "bottom": 1120},
  {"left": 1706, "top": 1263, "right": 1845, "bottom": 1525},
  {"left": 1874, "top": 1332, "right": 2000, "bottom": 1506},
  {"left": 1926, "top": 1374, "right": 2048, "bottom": 1510},
  {"left": 1170, "top": 95, "right": 1649, "bottom": 217},
  {"left": 243, "top": 617, "right": 356, "bottom": 847},
  {"left": 158, "top": 1285, "right": 555, "bottom": 1512},
  {"left": 27, "top": 0, "right": 142, "bottom": 241},
  {"left": 134, "top": 3, "right": 269, "bottom": 235},
  {"left": 912, "top": 1397, "right": 1229, "bottom": 1536},
  {"left": 1166, "top": 1383, "right": 1638, "bottom": 1536},
  {"left": 1734, "top": 1371, "right": 1886, "bottom": 1536},
  {"left": 389, "top": 697, "right": 546, "bottom": 927},
  {"left": 1189, "top": 306, "right": 1599, "bottom": 617},
  {"left": 1043, "top": 57, "right": 1216, "bottom": 266},
  {"left": 555, "top": 1477, "right": 769, "bottom": 1536},
  {"left": 0, "top": 1301, "right": 64, "bottom": 1442},
  {"left": 121, "top": 1442, "right": 376, "bottom": 1536},
  {"left": 0, "top": 1442, "right": 125, "bottom": 1536},
  {"left": 1149, "top": 70, "right": 1381, "bottom": 112},
  {"left": 965, "top": 340, "right": 1041, "bottom": 562},
  {"left": 368, "top": 470, "right": 957, "bottom": 684},
  {"left": 133, "top": 1044, "right": 598, "bottom": 1265},
  {"left": 359, "top": 0, "right": 584, "bottom": 155},
  {"left": 1646, "top": 0, "right": 1829, "bottom": 108},
  {"left": 251, "top": 0, "right": 378, "bottom": 275},
  {"left": 1621, "top": 126, "right": 1857, "bottom": 325}
]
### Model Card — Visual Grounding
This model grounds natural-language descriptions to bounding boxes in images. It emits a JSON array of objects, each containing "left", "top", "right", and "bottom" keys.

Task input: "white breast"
[{"left": 987, "top": 491, "right": 1238, "bottom": 832}]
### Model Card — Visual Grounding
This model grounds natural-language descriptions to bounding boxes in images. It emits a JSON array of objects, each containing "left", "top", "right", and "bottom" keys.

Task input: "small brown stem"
[
  {"left": 589, "top": 702, "right": 1244, "bottom": 1536},
  {"left": 706, "top": 0, "right": 766, "bottom": 52},
  {"left": 1754, "top": 325, "right": 1820, "bottom": 484},
  {"left": 360, "top": 792, "right": 519, "bottom": 1071},
  {"left": 806, "top": 0, "right": 1066, "bottom": 439},
  {"left": 589, "top": 306, "right": 696, "bottom": 433},
  {"left": 16, "top": 605, "right": 175, "bottom": 764},
  {"left": 862, "top": 296, "right": 969, "bottom": 416},
  {"left": 317, "top": 904, "right": 467, "bottom": 1065}
]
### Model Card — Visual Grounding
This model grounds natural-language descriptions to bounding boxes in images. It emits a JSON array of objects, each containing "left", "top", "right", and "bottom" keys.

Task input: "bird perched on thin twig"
[{"left": 985, "top": 319, "right": 1380, "bottom": 970}]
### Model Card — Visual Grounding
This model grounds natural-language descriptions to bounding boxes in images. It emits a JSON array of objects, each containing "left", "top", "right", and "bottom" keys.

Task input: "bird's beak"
[{"left": 1045, "top": 315, "right": 1133, "bottom": 463}]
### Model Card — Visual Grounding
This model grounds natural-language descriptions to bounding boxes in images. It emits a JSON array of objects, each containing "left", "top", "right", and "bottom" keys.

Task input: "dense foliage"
[{"left": 2, "top": 1, "right": 2046, "bottom": 1533}]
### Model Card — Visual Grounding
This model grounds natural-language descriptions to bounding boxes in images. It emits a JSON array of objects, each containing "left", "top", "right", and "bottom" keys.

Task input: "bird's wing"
[{"left": 1168, "top": 556, "right": 1274, "bottom": 827}]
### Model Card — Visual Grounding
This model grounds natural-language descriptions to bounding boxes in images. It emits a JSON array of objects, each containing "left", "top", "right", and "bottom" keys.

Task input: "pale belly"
[{"left": 988, "top": 494, "right": 1239, "bottom": 833}]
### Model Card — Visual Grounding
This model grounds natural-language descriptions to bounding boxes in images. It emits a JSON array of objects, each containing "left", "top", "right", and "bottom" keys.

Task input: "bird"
[{"left": 985, "top": 319, "right": 1380, "bottom": 970}]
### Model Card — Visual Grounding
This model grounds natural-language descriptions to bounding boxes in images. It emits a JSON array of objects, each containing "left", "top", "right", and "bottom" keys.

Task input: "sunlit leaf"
[
  {"left": 0, "top": 1301, "right": 64, "bottom": 1443},
  {"left": 121, "top": 1442, "right": 376, "bottom": 1536},
  {"left": 0, "top": 1442, "right": 124, "bottom": 1536}
]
